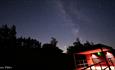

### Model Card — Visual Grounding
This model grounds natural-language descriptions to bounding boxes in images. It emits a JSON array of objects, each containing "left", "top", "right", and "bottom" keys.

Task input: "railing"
[
  {"left": 76, "top": 58, "right": 115, "bottom": 70},
  {"left": 83, "top": 61, "right": 104, "bottom": 70},
  {"left": 82, "top": 58, "right": 115, "bottom": 70}
]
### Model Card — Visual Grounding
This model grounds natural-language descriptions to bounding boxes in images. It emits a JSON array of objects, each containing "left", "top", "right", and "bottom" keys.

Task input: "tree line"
[{"left": 0, "top": 24, "right": 114, "bottom": 70}]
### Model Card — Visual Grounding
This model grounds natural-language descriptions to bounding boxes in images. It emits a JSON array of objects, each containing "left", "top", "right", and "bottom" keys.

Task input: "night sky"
[{"left": 0, "top": 0, "right": 115, "bottom": 51}]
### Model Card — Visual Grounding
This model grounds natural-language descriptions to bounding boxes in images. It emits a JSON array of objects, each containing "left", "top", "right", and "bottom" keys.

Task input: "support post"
[{"left": 100, "top": 47, "right": 111, "bottom": 70}]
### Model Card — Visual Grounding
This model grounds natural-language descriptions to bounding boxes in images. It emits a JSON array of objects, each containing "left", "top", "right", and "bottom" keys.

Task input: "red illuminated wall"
[{"left": 85, "top": 52, "right": 115, "bottom": 66}]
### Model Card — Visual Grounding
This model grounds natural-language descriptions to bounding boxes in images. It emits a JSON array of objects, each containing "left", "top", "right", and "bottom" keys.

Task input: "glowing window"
[
  {"left": 92, "top": 54, "right": 98, "bottom": 58},
  {"left": 106, "top": 52, "right": 113, "bottom": 58}
]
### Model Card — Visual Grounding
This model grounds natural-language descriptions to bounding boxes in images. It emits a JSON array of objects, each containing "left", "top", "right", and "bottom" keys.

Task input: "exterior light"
[
  {"left": 97, "top": 52, "right": 101, "bottom": 56},
  {"left": 106, "top": 52, "right": 113, "bottom": 58},
  {"left": 92, "top": 54, "right": 98, "bottom": 58}
]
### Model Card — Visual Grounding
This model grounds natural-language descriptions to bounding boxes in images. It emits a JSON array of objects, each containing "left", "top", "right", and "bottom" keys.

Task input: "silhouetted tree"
[
  {"left": 0, "top": 25, "right": 16, "bottom": 48},
  {"left": 67, "top": 38, "right": 83, "bottom": 54},
  {"left": 16, "top": 37, "right": 41, "bottom": 48},
  {"left": 83, "top": 41, "right": 94, "bottom": 50},
  {"left": 50, "top": 37, "right": 58, "bottom": 46},
  {"left": 42, "top": 37, "right": 62, "bottom": 55},
  {"left": 41, "top": 38, "right": 69, "bottom": 70},
  {"left": 84, "top": 41, "right": 91, "bottom": 47},
  {"left": 67, "top": 39, "right": 95, "bottom": 54}
]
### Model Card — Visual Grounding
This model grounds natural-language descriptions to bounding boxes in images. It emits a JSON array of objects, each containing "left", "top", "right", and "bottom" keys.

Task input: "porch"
[{"left": 74, "top": 48, "right": 115, "bottom": 70}]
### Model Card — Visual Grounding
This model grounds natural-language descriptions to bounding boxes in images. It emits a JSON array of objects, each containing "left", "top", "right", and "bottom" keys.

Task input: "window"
[{"left": 76, "top": 59, "right": 88, "bottom": 68}]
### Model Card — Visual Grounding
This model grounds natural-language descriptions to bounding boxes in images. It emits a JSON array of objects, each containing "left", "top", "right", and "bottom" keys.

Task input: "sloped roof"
[
  {"left": 75, "top": 44, "right": 113, "bottom": 54},
  {"left": 77, "top": 48, "right": 110, "bottom": 54}
]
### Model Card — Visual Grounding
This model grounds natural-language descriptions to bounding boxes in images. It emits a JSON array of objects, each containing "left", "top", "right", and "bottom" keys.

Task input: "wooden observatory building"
[{"left": 74, "top": 45, "right": 115, "bottom": 70}]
